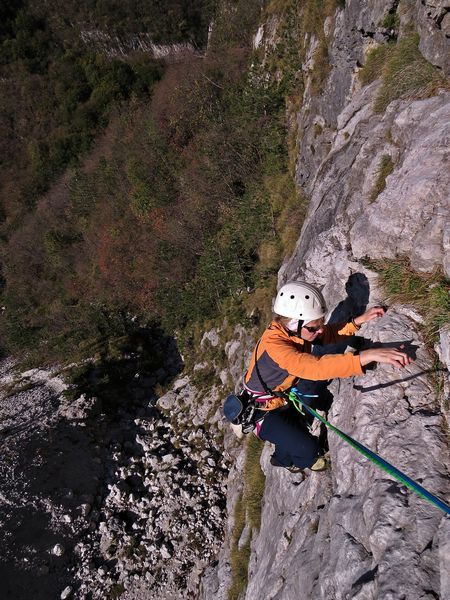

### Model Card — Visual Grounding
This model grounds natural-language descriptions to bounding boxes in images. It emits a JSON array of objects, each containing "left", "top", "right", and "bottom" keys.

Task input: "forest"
[{"left": 0, "top": 0, "right": 311, "bottom": 370}]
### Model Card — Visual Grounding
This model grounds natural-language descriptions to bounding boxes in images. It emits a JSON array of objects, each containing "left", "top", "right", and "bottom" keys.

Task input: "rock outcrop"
[{"left": 79, "top": 30, "right": 197, "bottom": 60}]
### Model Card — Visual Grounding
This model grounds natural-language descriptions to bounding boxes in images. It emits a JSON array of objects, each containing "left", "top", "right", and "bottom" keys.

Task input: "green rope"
[{"left": 288, "top": 388, "right": 450, "bottom": 515}]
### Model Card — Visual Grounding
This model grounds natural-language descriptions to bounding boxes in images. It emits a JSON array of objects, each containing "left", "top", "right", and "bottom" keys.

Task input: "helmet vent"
[
  {"left": 290, "top": 295, "right": 295, "bottom": 299},
  {"left": 305, "top": 295, "right": 309, "bottom": 299}
]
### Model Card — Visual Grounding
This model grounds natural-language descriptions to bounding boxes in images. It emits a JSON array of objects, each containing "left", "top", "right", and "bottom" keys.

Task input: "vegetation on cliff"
[
  {"left": 0, "top": 0, "right": 302, "bottom": 365},
  {"left": 229, "top": 435, "right": 266, "bottom": 600},
  {"left": 359, "top": 33, "right": 448, "bottom": 112}
]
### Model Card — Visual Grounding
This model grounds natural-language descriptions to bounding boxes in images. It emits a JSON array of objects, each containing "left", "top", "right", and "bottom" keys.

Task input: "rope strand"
[{"left": 288, "top": 388, "right": 450, "bottom": 515}]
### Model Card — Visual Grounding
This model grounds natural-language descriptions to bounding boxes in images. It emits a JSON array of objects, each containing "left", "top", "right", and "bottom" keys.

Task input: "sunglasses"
[{"left": 303, "top": 321, "right": 324, "bottom": 333}]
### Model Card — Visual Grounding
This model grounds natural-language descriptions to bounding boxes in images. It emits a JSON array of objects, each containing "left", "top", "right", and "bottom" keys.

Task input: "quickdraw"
[{"left": 288, "top": 387, "right": 450, "bottom": 516}]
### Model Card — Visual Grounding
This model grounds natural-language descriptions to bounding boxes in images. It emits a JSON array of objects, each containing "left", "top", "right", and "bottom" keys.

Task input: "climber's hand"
[
  {"left": 354, "top": 306, "right": 386, "bottom": 326},
  {"left": 359, "top": 347, "right": 413, "bottom": 369}
]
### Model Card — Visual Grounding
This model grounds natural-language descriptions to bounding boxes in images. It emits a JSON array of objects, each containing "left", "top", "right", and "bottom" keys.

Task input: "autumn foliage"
[{"left": 0, "top": 0, "right": 291, "bottom": 362}]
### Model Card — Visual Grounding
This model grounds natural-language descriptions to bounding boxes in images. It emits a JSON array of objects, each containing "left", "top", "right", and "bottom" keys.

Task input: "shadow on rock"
[
  {"left": 0, "top": 323, "right": 184, "bottom": 600},
  {"left": 328, "top": 272, "right": 370, "bottom": 324},
  {"left": 353, "top": 367, "right": 447, "bottom": 393},
  {"left": 369, "top": 339, "right": 419, "bottom": 360}
]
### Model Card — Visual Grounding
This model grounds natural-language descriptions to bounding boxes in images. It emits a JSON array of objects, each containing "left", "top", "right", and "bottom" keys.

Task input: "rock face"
[
  {"left": 80, "top": 30, "right": 197, "bottom": 60},
  {"left": 415, "top": 0, "right": 450, "bottom": 74},
  {"left": 206, "top": 2, "right": 450, "bottom": 599},
  {"left": 349, "top": 95, "right": 450, "bottom": 275}
]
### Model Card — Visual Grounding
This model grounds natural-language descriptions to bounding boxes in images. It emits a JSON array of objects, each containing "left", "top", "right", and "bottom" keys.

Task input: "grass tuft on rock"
[
  {"left": 228, "top": 494, "right": 251, "bottom": 600},
  {"left": 371, "top": 258, "right": 450, "bottom": 344},
  {"left": 359, "top": 43, "right": 395, "bottom": 86},
  {"left": 243, "top": 435, "right": 266, "bottom": 530},
  {"left": 108, "top": 583, "right": 125, "bottom": 599},
  {"left": 369, "top": 154, "right": 395, "bottom": 202},
  {"left": 359, "top": 35, "right": 447, "bottom": 112},
  {"left": 377, "top": 35, "right": 446, "bottom": 111},
  {"left": 228, "top": 435, "right": 266, "bottom": 600}
]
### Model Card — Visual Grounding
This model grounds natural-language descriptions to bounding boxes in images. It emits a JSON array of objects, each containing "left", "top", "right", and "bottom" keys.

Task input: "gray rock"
[
  {"left": 443, "top": 222, "right": 450, "bottom": 277},
  {"left": 237, "top": 523, "right": 251, "bottom": 551},
  {"left": 201, "top": 329, "right": 220, "bottom": 348},
  {"left": 172, "top": 376, "right": 190, "bottom": 391},
  {"left": 52, "top": 544, "right": 65, "bottom": 557},
  {"left": 157, "top": 391, "right": 177, "bottom": 410},
  {"left": 60, "top": 587, "right": 72, "bottom": 599},
  {"left": 415, "top": 0, "right": 450, "bottom": 74},
  {"left": 437, "top": 325, "right": 450, "bottom": 369},
  {"left": 350, "top": 94, "right": 450, "bottom": 272},
  {"left": 160, "top": 544, "right": 172, "bottom": 559}
]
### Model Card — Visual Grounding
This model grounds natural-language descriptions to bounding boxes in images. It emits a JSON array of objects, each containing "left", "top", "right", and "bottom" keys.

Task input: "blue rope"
[{"left": 289, "top": 387, "right": 450, "bottom": 516}]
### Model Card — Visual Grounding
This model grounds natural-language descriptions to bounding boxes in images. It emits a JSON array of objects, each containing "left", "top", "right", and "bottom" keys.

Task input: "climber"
[{"left": 242, "top": 281, "right": 412, "bottom": 473}]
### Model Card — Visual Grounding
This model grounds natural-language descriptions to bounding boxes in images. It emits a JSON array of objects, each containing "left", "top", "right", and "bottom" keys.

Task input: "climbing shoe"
[
  {"left": 310, "top": 456, "right": 329, "bottom": 472},
  {"left": 270, "top": 455, "right": 303, "bottom": 474},
  {"left": 286, "top": 465, "right": 304, "bottom": 474}
]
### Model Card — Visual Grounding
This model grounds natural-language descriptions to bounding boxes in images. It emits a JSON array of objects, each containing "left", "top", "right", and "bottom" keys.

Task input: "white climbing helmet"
[{"left": 273, "top": 281, "right": 327, "bottom": 322}]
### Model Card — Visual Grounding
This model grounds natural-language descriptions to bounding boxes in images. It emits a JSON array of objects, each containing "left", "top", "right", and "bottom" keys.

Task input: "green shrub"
[
  {"left": 370, "top": 258, "right": 450, "bottom": 344},
  {"left": 108, "top": 583, "right": 125, "bottom": 599},
  {"left": 0, "top": 0, "right": 306, "bottom": 376},
  {"left": 263, "top": 0, "right": 343, "bottom": 98},
  {"left": 380, "top": 12, "right": 400, "bottom": 33},
  {"left": 0, "top": 9, "right": 166, "bottom": 218}
]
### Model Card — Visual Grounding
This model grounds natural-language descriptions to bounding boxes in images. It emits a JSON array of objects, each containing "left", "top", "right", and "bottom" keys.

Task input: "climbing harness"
[
  {"left": 222, "top": 339, "right": 289, "bottom": 433},
  {"left": 288, "top": 387, "right": 450, "bottom": 516}
]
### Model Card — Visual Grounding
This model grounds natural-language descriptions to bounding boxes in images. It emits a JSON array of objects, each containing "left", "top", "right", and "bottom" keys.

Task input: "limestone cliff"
[
  {"left": 204, "top": 2, "right": 450, "bottom": 599},
  {"left": 1, "top": 3, "right": 448, "bottom": 599}
]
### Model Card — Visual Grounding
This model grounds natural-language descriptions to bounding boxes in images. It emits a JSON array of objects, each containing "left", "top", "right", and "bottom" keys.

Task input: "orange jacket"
[{"left": 244, "top": 320, "right": 363, "bottom": 393}]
